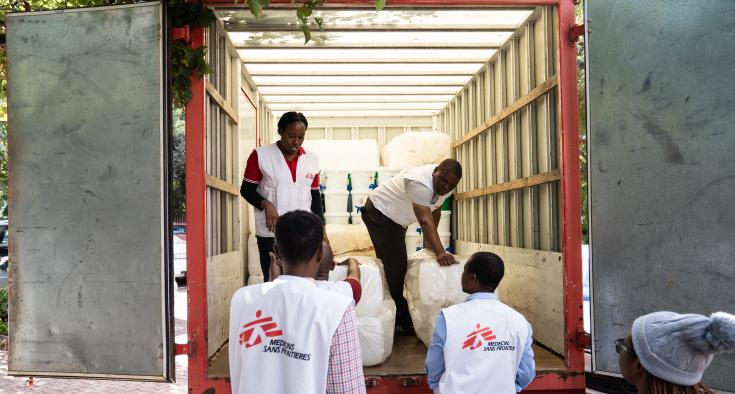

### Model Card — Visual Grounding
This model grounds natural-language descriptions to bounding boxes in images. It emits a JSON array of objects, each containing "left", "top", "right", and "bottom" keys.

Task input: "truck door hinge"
[
  {"left": 569, "top": 23, "right": 586, "bottom": 44},
  {"left": 575, "top": 327, "right": 591, "bottom": 349},
  {"left": 175, "top": 342, "right": 193, "bottom": 358}
]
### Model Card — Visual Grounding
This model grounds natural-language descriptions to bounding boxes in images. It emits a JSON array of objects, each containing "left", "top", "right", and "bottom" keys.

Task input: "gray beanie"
[{"left": 632, "top": 311, "right": 735, "bottom": 386}]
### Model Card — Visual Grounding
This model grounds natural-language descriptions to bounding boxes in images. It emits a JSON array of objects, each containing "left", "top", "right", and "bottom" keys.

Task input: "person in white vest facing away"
[
  {"left": 229, "top": 211, "right": 365, "bottom": 394},
  {"left": 240, "top": 111, "right": 326, "bottom": 281},
  {"left": 425, "top": 252, "right": 536, "bottom": 393},
  {"left": 362, "top": 159, "right": 462, "bottom": 335}
]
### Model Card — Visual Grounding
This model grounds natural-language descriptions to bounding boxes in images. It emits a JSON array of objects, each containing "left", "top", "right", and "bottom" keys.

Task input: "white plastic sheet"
[
  {"left": 302, "top": 140, "right": 380, "bottom": 171},
  {"left": 357, "top": 299, "right": 396, "bottom": 366},
  {"left": 326, "top": 223, "right": 373, "bottom": 256},
  {"left": 404, "top": 249, "right": 468, "bottom": 346},
  {"left": 247, "top": 274, "right": 264, "bottom": 286},
  {"left": 327, "top": 256, "right": 396, "bottom": 366},
  {"left": 382, "top": 131, "right": 452, "bottom": 168}
]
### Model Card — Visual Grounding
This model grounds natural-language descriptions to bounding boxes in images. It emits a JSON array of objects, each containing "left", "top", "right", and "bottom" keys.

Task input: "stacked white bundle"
[
  {"left": 328, "top": 256, "right": 396, "bottom": 366},
  {"left": 325, "top": 223, "right": 373, "bottom": 255},
  {"left": 303, "top": 140, "right": 380, "bottom": 171},
  {"left": 404, "top": 249, "right": 468, "bottom": 347},
  {"left": 382, "top": 132, "right": 452, "bottom": 169},
  {"left": 247, "top": 234, "right": 262, "bottom": 278}
]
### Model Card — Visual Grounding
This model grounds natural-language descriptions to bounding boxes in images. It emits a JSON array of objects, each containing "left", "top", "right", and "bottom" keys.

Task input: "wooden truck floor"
[{"left": 208, "top": 335, "right": 566, "bottom": 378}]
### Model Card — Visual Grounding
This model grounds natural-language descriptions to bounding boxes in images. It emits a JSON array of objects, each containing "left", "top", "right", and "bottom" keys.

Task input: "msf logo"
[
  {"left": 239, "top": 310, "right": 283, "bottom": 349},
  {"left": 462, "top": 324, "right": 497, "bottom": 350}
]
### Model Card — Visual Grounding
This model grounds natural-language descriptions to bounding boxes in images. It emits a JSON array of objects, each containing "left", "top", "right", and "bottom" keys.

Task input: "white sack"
[
  {"left": 326, "top": 223, "right": 373, "bottom": 256},
  {"left": 247, "top": 234, "right": 262, "bottom": 276},
  {"left": 382, "top": 132, "right": 452, "bottom": 168},
  {"left": 303, "top": 140, "right": 380, "bottom": 171},
  {"left": 357, "top": 299, "right": 396, "bottom": 366},
  {"left": 328, "top": 256, "right": 385, "bottom": 317},
  {"left": 405, "top": 249, "right": 468, "bottom": 347},
  {"left": 247, "top": 274, "right": 264, "bottom": 286}
]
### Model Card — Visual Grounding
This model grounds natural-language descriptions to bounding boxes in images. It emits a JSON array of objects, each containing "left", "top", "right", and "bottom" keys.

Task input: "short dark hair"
[
  {"left": 277, "top": 111, "right": 308, "bottom": 132},
  {"left": 274, "top": 210, "right": 324, "bottom": 264},
  {"left": 466, "top": 252, "right": 504, "bottom": 290},
  {"left": 438, "top": 158, "right": 462, "bottom": 178}
]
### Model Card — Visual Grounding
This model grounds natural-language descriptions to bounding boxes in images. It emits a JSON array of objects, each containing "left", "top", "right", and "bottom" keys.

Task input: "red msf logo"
[
  {"left": 462, "top": 324, "right": 497, "bottom": 350},
  {"left": 305, "top": 172, "right": 315, "bottom": 180},
  {"left": 239, "top": 310, "right": 283, "bottom": 349}
]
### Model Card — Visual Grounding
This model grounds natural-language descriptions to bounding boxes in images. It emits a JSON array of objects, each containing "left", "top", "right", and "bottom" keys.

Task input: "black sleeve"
[
  {"left": 240, "top": 180, "right": 266, "bottom": 211},
  {"left": 310, "top": 189, "right": 325, "bottom": 224}
]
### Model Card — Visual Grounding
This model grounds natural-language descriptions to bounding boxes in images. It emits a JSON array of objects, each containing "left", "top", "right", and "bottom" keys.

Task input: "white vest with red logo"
[
  {"left": 438, "top": 298, "right": 530, "bottom": 394},
  {"left": 229, "top": 275, "right": 350, "bottom": 394},
  {"left": 255, "top": 143, "right": 320, "bottom": 237}
]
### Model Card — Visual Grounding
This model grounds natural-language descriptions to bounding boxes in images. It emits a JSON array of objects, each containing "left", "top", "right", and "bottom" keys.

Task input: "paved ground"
[{"left": 0, "top": 286, "right": 189, "bottom": 394}]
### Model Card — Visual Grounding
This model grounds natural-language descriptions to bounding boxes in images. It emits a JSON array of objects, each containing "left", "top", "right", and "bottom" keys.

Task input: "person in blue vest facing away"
[
  {"left": 426, "top": 252, "right": 536, "bottom": 393},
  {"left": 240, "top": 112, "right": 326, "bottom": 281}
]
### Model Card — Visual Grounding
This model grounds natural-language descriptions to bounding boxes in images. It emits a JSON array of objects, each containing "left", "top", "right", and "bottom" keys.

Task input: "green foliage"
[
  {"left": 171, "top": 107, "right": 186, "bottom": 219},
  {"left": 169, "top": 0, "right": 216, "bottom": 28},
  {"left": 375, "top": 0, "right": 386, "bottom": 11},
  {"left": 576, "top": 1, "right": 588, "bottom": 244},
  {"left": 172, "top": 40, "right": 211, "bottom": 108},
  {"left": 0, "top": 286, "right": 7, "bottom": 323}
]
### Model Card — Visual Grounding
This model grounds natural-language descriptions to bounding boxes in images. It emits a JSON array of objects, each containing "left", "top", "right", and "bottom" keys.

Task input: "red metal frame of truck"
[{"left": 183, "top": 0, "right": 583, "bottom": 392}]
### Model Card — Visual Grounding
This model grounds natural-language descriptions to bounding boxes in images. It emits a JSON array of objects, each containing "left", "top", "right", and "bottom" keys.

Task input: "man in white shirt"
[
  {"left": 229, "top": 211, "right": 365, "bottom": 394},
  {"left": 361, "top": 159, "right": 462, "bottom": 334}
]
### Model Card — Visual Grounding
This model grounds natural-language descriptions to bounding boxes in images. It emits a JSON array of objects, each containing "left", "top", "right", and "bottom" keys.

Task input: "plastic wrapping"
[
  {"left": 247, "top": 274, "right": 264, "bottom": 286},
  {"left": 382, "top": 131, "right": 452, "bottom": 168},
  {"left": 247, "top": 234, "right": 262, "bottom": 277},
  {"left": 404, "top": 249, "right": 468, "bottom": 346},
  {"left": 325, "top": 223, "right": 373, "bottom": 256},
  {"left": 327, "top": 256, "right": 395, "bottom": 366},
  {"left": 357, "top": 299, "right": 396, "bottom": 366},
  {"left": 302, "top": 140, "right": 380, "bottom": 171},
  {"left": 328, "top": 257, "right": 384, "bottom": 316}
]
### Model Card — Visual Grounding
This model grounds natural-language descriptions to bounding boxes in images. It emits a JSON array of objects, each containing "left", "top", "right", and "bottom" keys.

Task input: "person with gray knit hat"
[{"left": 617, "top": 311, "right": 735, "bottom": 393}]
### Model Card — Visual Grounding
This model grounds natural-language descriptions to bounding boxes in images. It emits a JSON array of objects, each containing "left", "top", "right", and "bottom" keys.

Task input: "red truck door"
[
  {"left": 6, "top": 2, "right": 175, "bottom": 381},
  {"left": 586, "top": 1, "right": 735, "bottom": 391}
]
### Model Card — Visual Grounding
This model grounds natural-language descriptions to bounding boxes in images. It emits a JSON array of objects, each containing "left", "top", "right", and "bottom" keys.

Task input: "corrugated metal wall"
[{"left": 439, "top": 6, "right": 561, "bottom": 252}]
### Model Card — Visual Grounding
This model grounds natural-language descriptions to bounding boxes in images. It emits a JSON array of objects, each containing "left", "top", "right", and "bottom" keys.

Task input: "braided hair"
[{"left": 647, "top": 374, "right": 714, "bottom": 394}]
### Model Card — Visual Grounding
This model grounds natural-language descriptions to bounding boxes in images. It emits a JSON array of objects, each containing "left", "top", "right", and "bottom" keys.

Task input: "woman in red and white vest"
[{"left": 240, "top": 112, "right": 324, "bottom": 281}]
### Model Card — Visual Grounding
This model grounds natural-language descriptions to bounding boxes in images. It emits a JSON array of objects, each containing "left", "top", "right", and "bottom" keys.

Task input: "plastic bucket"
[
  {"left": 405, "top": 231, "right": 451, "bottom": 256},
  {"left": 324, "top": 190, "right": 350, "bottom": 212},
  {"left": 323, "top": 170, "right": 349, "bottom": 191},
  {"left": 350, "top": 170, "right": 377, "bottom": 190},
  {"left": 324, "top": 212, "right": 351, "bottom": 225},
  {"left": 439, "top": 211, "right": 451, "bottom": 233},
  {"left": 406, "top": 211, "right": 451, "bottom": 234}
]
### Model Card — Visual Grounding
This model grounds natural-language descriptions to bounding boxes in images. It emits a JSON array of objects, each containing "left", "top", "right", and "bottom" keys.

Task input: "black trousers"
[
  {"left": 256, "top": 236, "right": 275, "bottom": 282},
  {"left": 361, "top": 198, "right": 411, "bottom": 327}
]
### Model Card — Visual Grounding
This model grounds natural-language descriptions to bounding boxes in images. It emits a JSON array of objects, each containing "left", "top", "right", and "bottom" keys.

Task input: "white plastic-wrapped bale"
[
  {"left": 328, "top": 256, "right": 396, "bottom": 366},
  {"left": 405, "top": 249, "right": 468, "bottom": 347},
  {"left": 303, "top": 140, "right": 380, "bottom": 171},
  {"left": 382, "top": 131, "right": 452, "bottom": 169},
  {"left": 356, "top": 299, "right": 396, "bottom": 366},
  {"left": 247, "top": 234, "right": 262, "bottom": 277},
  {"left": 247, "top": 274, "right": 264, "bottom": 286},
  {"left": 325, "top": 223, "right": 373, "bottom": 256}
]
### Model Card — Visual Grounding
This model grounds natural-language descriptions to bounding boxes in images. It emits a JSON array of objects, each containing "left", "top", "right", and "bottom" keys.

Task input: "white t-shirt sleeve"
[{"left": 404, "top": 179, "right": 435, "bottom": 207}]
